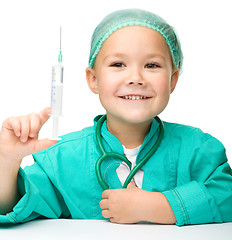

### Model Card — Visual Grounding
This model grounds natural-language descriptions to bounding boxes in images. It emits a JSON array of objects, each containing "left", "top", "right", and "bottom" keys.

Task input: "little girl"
[{"left": 0, "top": 9, "right": 231, "bottom": 226}]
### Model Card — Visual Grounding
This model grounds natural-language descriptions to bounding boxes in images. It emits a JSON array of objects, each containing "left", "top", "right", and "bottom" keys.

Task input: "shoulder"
[
  {"left": 163, "top": 121, "right": 213, "bottom": 140},
  {"left": 163, "top": 121, "right": 204, "bottom": 136},
  {"left": 162, "top": 120, "right": 227, "bottom": 167},
  {"left": 33, "top": 125, "right": 96, "bottom": 159},
  {"left": 162, "top": 120, "right": 225, "bottom": 150},
  {"left": 55, "top": 125, "right": 95, "bottom": 146},
  {"left": 30, "top": 126, "right": 96, "bottom": 182}
]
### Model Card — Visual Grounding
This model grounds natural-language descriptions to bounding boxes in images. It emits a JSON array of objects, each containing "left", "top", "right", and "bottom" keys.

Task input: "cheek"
[
  {"left": 156, "top": 78, "right": 171, "bottom": 96},
  {"left": 95, "top": 71, "right": 109, "bottom": 93},
  {"left": 97, "top": 76, "right": 116, "bottom": 105},
  {"left": 97, "top": 71, "right": 119, "bottom": 95},
  {"left": 98, "top": 79, "right": 112, "bottom": 96}
]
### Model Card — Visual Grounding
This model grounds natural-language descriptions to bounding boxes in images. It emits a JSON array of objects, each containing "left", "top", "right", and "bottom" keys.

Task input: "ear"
[
  {"left": 86, "top": 67, "right": 99, "bottom": 94},
  {"left": 170, "top": 68, "right": 179, "bottom": 94}
]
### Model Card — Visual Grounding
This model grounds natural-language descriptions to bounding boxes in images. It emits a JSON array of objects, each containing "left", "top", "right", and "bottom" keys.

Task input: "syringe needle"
[
  {"left": 60, "top": 26, "right": 62, "bottom": 51},
  {"left": 58, "top": 26, "right": 62, "bottom": 63}
]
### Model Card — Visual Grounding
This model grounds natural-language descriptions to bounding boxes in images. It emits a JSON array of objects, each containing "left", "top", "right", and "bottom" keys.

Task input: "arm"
[
  {"left": 99, "top": 182, "right": 176, "bottom": 224},
  {"left": 100, "top": 136, "right": 232, "bottom": 225},
  {"left": 0, "top": 108, "right": 56, "bottom": 215},
  {"left": 163, "top": 136, "right": 232, "bottom": 226},
  {"left": 0, "top": 153, "right": 20, "bottom": 215},
  {"left": 0, "top": 162, "right": 65, "bottom": 224}
]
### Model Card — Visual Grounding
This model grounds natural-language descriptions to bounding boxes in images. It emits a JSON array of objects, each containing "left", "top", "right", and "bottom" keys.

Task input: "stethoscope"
[{"left": 95, "top": 115, "right": 164, "bottom": 190}]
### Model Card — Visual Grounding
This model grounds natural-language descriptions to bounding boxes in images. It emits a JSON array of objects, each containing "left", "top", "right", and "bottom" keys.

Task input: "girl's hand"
[
  {"left": 99, "top": 182, "right": 176, "bottom": 224},
  {"left": 99, "top": 182, "right": 146, "bottom": 224},
  {"left": 0, "top": 107, "right": 57, "bottom": 165}
]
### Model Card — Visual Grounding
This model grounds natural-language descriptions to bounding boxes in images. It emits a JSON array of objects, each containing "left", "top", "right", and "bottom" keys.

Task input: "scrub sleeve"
[
  {"left": 162, "top": 136, "right": 232, "bottom": 226},
  {"left": 0, "top": 155, "right": 63, "bottom": 224}
]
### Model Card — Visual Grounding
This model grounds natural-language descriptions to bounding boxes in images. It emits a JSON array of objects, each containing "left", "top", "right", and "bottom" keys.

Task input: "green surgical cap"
[{"left": 88, "top": 8, "right": 183, "bottom": 73}]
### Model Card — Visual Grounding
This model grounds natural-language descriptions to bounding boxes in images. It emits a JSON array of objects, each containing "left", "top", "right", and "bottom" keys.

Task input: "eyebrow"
[
  {"left": 143, "top": 53, "right": 166, "bottom": 61},
  {"left": 103, "top": 53, "right": 127, "bottom": 62},
  {"left": 103, "top": 52, "right": 166, "bottom": 62}
]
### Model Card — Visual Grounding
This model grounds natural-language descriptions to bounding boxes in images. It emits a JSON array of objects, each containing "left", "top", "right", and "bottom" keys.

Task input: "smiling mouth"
[{"left": 119, "top": 95, "right": 151, "bottom": 100}]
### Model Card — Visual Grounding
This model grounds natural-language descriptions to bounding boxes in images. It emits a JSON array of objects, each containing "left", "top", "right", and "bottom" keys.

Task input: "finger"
[
  {"left": 38, "top": 107, "right": 51, "bottom": 127},
  {"left": 102, "top": 190, "right": 111, "bottom": 199},
  {"left": 20, "top": 117, "right": 30, "bottom": 142},
  {"left": 4, "top": 117, "right": 21, "bottom": 137},
  {"left": 32, "top": 138, "right": 57, "bottom": 154},
  {"left": 109, "top": 217, "right": 117, "bottom": 223},
  {"left": 99, "top": 199, "right": 108, "bottom": 209},
  {"left": 102, "top": 210, "right": 111, "bottom": 219},
  {"left": 28, "top": 113, "right": 40, "bottom": 138}
]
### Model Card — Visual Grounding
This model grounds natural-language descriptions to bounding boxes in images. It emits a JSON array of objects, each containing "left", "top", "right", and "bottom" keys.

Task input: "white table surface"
[{"left": 1, "top": 219, "right": 231, "bottom": 240}]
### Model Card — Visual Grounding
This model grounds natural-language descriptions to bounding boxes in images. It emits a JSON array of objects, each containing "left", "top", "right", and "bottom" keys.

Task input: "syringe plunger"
[{"left": 51, "top": 116, "right": 60, "bottom": 140}]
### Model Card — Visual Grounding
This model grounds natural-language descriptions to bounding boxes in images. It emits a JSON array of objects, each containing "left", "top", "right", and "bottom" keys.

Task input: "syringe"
[{"left": 50, "top": 26, "right": 63, "bottom": 140}]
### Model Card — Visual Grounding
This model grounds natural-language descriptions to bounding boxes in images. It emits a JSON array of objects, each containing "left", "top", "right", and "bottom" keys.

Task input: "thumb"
[
  {"left": 32, "top": 138, "right": 57, "bottom": 154},
  {"left": 127, "top": 181, "right": 137, "bottom": 189}
]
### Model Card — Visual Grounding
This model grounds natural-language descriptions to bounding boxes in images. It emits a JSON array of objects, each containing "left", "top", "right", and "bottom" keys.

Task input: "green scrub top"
[{"left": 0, "top": 116, "right": 232, "bottom": 226}]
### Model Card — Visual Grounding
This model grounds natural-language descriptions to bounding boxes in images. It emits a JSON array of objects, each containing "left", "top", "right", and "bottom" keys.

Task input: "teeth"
[{"left": 123, "top": 95, "right": 147, "bottom": 100}]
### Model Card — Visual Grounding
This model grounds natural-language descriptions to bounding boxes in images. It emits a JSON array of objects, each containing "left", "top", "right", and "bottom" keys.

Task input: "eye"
[
  {"left": 110, "top": 62, "right": 125, "bottom": 68},
  {"left": 145, "top": 63, "right": 159, "bottom": 69}
]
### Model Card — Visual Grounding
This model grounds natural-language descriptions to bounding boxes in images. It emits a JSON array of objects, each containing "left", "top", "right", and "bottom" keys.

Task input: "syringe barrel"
[{"left": 50, "top": 64, "right": 63, "bottom": 116}]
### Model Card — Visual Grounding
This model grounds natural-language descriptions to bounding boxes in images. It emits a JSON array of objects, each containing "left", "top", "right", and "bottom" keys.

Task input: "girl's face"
[{"left": 86, "top": 26, "right": 179, "bottom": 127}]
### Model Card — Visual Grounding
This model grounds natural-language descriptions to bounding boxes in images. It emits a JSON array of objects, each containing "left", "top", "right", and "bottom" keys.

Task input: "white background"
[{"left": 0, "top": 0, "right": 231, "bottom": 167}]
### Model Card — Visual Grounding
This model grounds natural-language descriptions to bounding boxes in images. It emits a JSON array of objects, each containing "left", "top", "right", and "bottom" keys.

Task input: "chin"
[{"left": 121, "top": 112, "right": 155, "bottom": 124}]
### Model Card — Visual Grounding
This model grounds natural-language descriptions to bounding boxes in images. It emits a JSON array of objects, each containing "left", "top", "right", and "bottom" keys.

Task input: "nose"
[{"left": 126, "top": 67, "right": 144, "bottom": 86}]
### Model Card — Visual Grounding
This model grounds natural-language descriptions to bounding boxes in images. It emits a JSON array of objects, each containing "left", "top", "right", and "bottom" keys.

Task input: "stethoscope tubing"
[{"left": 95, "top": 115, "right": 164, "bottom": 190}]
